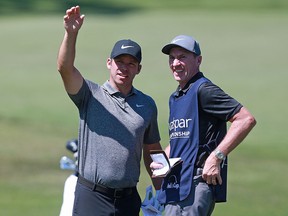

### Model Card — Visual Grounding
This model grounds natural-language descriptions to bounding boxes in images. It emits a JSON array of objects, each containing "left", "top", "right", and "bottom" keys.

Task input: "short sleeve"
[{"left": 198, "top": 82, "right": 242, "bottom": 121}]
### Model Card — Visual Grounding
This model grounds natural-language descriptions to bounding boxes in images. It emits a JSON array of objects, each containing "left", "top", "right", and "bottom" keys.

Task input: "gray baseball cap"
[
  {"left": 162, "top": 35, "right": 201, "bottom": 56},
  {"left": 110, "top": 39, "right": 142, "bottom": 63}
]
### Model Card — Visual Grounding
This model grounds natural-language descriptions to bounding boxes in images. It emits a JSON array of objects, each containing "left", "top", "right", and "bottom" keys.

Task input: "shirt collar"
[
  {"left": 174, "top": 72, "right": 204, "bottom": 97},
  {"left": 102, "top": 80, "right": 137, "bottom": 97}
]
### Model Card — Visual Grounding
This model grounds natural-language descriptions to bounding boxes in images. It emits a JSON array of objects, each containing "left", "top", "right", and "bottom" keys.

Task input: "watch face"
[
  {"left": 215, "top": 150, "right": 225, "bottom": 160},
  {"left": 218, "top": 153, "right": 225, "bottom": 160}
]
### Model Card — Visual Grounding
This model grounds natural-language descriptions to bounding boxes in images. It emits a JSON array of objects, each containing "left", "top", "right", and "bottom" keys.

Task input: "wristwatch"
[{"left": 214, "top": 149, "right": 226, "bottom": 160}]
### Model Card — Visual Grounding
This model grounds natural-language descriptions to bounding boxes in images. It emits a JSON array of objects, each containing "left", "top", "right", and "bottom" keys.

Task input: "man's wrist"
[{"left": 213, "top": 149, "right": 226, "bottom": 161}]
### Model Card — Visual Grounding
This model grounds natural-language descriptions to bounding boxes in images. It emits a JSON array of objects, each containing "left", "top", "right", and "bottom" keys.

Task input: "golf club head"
[
  {"left": 66, "top": 139, "right": 78, "bottom": 153},
  {"left": 60, "top": 156, "right": 76, "bottom": 170}
]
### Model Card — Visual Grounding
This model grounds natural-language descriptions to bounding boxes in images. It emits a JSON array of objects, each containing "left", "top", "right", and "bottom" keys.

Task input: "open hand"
[{"left": 63, "top": 6, "right": 85, "bottom": 33}]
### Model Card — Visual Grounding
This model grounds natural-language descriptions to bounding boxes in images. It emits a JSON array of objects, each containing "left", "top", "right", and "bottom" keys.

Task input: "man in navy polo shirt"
[{"left": 152, "top": 35, "right": 256, "bottom": 216}]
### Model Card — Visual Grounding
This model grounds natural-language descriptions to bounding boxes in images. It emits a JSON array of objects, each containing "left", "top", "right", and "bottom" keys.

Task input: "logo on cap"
[
  {"left": 121, "top": 45, "right": 134, "bottom": 49},
  {"left": 172, "top": 38, "right": 185, "bottom": 43}
]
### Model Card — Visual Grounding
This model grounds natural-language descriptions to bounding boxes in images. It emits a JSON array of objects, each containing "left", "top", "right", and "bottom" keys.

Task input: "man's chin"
[{"left": 174, "top": 74, "right": 182, "bottom": 81}]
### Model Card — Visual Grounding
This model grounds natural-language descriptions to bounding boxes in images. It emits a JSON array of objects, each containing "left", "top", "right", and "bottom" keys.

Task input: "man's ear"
[
  {"left": 197, "top": 56, "right": 202, "bottom": 65},
  {"left": 106, "top": 58, "right": 112, "bottom": 69},
  {"left": 137, "top": 64, "right": 142, "bottom": 74}
]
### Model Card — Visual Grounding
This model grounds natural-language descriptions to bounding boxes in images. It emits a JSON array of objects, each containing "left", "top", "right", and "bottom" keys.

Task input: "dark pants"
[{"left": 73, "top": 181, "right": 141, "bottom": 216}]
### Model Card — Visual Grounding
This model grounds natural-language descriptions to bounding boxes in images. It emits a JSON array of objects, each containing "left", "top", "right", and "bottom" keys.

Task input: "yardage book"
[{"left": 150, "top": 150, "right": 182, "bottom": 178}]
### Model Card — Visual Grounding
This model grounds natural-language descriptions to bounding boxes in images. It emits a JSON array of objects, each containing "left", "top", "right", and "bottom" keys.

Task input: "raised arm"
[{"left": 57, "top": 6, "right": 85, "bottom": 94}]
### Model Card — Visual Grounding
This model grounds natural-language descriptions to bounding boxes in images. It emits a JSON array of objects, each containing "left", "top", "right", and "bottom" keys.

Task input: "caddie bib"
[{"left": 158, "top": 77, "right": 210, "bottom": 204}]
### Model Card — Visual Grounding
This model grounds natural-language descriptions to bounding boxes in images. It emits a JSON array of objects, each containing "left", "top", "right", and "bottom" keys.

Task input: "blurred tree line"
[
  {"left": 1, "top": 0, "right": 287, "bottom": 15},
  {"left": 0, "top": 0, "right": 141, "bottom": 15}
]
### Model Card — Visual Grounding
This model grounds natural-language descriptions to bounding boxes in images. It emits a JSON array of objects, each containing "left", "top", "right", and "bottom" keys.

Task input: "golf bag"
[{"left": 59, "top": 139, "right": 78, "bottom": 216}]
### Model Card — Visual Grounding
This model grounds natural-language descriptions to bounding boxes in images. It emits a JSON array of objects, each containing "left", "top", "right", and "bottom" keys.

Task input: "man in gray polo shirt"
[{"left": 57, "top": 6, "right": 162, "bottom": 216}]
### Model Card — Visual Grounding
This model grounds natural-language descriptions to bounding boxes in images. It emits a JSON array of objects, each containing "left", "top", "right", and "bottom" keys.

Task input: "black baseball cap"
[
  {"left": 110, "top": 39, "right": 142, "bottom": 63},
  {"left": 162, "top": 35, "right": 201, "bottom": 56}
]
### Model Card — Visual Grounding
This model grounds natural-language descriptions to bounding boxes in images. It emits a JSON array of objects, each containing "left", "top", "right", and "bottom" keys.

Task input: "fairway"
[{"left": 0, "top": 8, "right": 287, "bottom": 216}]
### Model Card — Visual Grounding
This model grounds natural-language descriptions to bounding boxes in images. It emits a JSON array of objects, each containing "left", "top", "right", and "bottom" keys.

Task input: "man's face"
[
  {"left": 107, "top": 54, "right": 141, "bottom": 91},
  {"left": 168, "top": 47, "right": 202, "bottom": 88}
]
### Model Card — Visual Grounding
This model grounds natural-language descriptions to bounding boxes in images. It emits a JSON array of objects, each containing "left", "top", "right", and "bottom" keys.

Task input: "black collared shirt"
[{"left": 172, "top": 72, "right": 242, "bottom": 167}]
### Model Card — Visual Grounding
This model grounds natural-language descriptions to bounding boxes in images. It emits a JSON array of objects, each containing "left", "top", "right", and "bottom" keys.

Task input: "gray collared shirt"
[{"left": 69, "top": 79, "right": 160, "bottom": 188}]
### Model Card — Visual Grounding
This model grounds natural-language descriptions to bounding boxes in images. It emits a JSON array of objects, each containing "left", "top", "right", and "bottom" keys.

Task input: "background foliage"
[
  {"left": 0, "top": 1, "right": 287, "bottom": 215},
  {"left": 1, "top": 0, "right": 288, "bottom": 14}
]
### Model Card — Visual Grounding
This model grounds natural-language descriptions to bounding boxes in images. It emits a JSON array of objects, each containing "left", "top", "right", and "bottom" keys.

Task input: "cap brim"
[
  {"left": 112, "top": 52, "right": 141, "bottom": 63},
  {"left": 162, "top": 44, "right": 182, "bottom": 55},
  {"left": 162, "top": 44, "right": 201, "bottom": 56}
]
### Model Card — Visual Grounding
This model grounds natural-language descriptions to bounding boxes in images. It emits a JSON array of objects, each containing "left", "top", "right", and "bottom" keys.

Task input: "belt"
[{"left": 78, "top": 175, "right": 136, "bottom": 199}]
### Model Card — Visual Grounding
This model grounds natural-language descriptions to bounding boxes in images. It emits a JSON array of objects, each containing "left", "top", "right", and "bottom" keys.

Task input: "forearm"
[
  {"left": 217, "top": 107, "right": 256, "bottom": 156},
  {"left": 57, "top": 31, "right": 78, "bottom": 75},
  {"left": 143, "top": 143, "right": 163, "bottom": 189},
  {"left": 57, "top": 31, "right": 83, "bottom": 94}
]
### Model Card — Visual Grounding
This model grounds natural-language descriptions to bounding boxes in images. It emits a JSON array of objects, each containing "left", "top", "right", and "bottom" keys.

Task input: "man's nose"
[
  {"left": 119, "top": 64, "right": 128, "bottom": 71},
  {"left": 173, "top": 58, "right": 181, "bottom": 66}
]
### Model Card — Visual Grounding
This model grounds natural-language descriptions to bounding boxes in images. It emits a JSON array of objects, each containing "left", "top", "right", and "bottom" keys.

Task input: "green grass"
[{"left": 0, "top": 7, "right": 287, "bottom": 216}]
